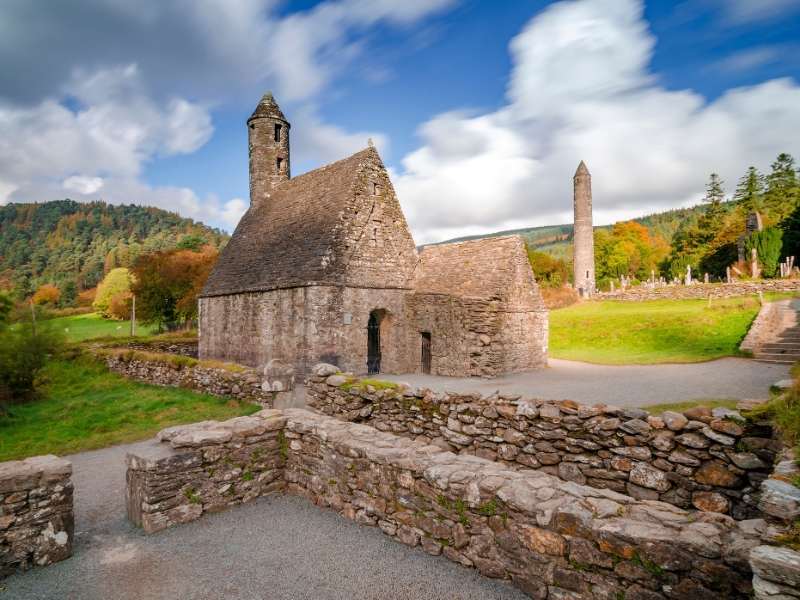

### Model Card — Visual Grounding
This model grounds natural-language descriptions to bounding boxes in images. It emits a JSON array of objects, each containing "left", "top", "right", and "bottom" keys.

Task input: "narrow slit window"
[
  {"left": 277, "top": 157, "right": 283, "bottom": 171},
  {"left": 274, "top": 124, "right": 282, "bottom": 142},
  {"left": 249, "top": 124, "right": 254, "bottom": 130}
]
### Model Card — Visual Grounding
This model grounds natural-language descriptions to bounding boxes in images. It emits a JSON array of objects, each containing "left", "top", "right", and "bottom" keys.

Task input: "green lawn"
[
  {"left": 548, "top": 296, "right": 768, "bottom": 365},
  {"left": 0, "top": 356, "right": 259, "bottom": 462},
  {"left": 17, "top": 312, "right": 160, "bottom": 342}
]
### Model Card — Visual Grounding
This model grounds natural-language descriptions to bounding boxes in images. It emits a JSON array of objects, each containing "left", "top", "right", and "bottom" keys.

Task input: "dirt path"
[
  {"left": 377, "top": 357, "right": 782, "bottom": 406},
  {"left": 1, "top": 441, "right": 528, "bottom": 600}
]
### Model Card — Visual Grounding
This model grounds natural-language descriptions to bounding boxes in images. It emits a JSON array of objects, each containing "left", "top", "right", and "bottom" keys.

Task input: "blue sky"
[{"left": 1, "top": 0, "right": 799, "bottom": 243}]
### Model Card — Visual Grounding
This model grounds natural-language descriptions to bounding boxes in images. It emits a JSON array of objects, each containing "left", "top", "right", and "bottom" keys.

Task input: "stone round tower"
[
  {"left": 247, "top": 92, "right": 290, "bottom": 207},
  {"left": 573, "top": 160, "right": 595, "bottom": 296}
]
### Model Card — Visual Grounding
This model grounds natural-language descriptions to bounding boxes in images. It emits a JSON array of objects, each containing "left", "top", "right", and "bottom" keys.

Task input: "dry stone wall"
[
  {"left": 126, "top": 409, "right": 765, "bottom": 600},
  {"left": 595, "top": 280, "right": 800, "bottom": 302},
  {"left": 125, "top": 339, "right": 199, "bottom": 358},
  {"left": 306, "top": 366, "right": 780, "bottom": 519},
  {"left": 105, "top": 353, "right": 295, "bottom": 407},
  {"left": 0, "top": 455, "right": 74, "bottom": 579}
]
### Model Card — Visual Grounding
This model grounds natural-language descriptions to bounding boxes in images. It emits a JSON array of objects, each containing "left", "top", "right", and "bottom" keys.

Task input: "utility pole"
[{"left": 130, "top": 296, "right": 136, "bottom": 337}]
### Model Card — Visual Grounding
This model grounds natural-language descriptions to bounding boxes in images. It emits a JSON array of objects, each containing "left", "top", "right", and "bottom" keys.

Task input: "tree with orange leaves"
[
  {"left": 595, "top": 221, "right": 669, "bottom": 280},
  {"left": 130, "top": 248, "right": 218, "bottom": 330},
  {"left": 32, "top": 283, "right": 60, "bottom": 305}
]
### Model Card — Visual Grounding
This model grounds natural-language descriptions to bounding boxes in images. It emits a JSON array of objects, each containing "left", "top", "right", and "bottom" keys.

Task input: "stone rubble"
[{"left": 0, "top": 455, "right": 74, "bottom": 579}]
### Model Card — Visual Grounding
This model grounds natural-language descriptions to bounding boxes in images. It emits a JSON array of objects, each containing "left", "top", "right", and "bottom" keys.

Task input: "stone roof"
[
  {"left": 200, "top": 146, "right": 418, "bottom": 297},
  {"left": 575, "top": 160, "right": 590, "bottom": 176},
  {"left": 248, "top": 92, "right": 288, "bottom": 124},
  {"left": 412, "top": 235, "right": 546, "bottom": 310}
]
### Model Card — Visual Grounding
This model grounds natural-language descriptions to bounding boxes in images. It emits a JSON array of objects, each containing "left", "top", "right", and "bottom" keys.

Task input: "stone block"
[{"left": 758, "top": 478, "right": 800, "bottom": 521}]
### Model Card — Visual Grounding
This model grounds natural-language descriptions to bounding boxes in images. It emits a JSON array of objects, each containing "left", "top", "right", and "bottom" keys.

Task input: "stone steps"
[{"left": 754, "top": 302, "right": 800, "bottom": 363}]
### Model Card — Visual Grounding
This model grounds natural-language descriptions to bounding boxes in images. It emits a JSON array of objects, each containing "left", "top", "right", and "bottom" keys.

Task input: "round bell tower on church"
[{"left": 247, "top": 92, "right": 290, "bottom": 207}]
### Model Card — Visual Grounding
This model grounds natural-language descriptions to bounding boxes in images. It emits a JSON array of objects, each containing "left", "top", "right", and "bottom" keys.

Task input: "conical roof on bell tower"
[{"left": 248, "top": 91, "right": 288, "bottom": 124}]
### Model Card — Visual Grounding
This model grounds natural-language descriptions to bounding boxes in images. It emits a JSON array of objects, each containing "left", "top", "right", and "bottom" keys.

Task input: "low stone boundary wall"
[
  {"left": 126, "top": 339, "right": 199, "bottom": 358},
  {"left": 595, "top": 279, "right": 800, "bottom": 302},
  {"left": 306, "top": 366, "right": 780, "bottom": 519},
  {"left": 125, "top": 412, "right": 288, "bottom": 534},
  {"left": 126, "top": 409, "right": 763, "bottom": 599},
  {"left": 105, "top": 353, "right": 295, "bottom": 407},
  {"left": 0, "top": 455, "right": 74, "bottom": 579}
]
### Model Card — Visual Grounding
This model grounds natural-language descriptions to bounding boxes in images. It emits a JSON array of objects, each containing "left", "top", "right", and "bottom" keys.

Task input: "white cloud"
[
  {"left": 0, "top": 0, "right": 458, "bottom": 229},
  {"left": 394, "top": 0, "right": 800, "bottom": 244},
  {"left": 291, "top": 105, "right": 390, "bottom": 169},
  {"left": 0, "top": 64, "right": 214, "bottom": 208},
  {"left": 63, "top": 175, "right": 104, "bottom": 195}
]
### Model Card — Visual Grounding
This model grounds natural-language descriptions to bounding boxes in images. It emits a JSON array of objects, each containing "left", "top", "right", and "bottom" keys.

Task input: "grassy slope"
[
  {"left": 38, "top": 312, "right": 160, "bottom": 342},
  {"left": 548, "top": 296, "right": 762, "bottom": 365},
  {"left": 0, "top": 355, "right": 258, "bottom": 462}
]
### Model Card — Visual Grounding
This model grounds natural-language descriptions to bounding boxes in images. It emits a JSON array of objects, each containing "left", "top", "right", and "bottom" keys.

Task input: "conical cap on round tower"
[
  {"left": 248, "top": 91, "right": 289, "bottom": 124},
  {"left": 574, "top": 160, "right": 590, "bottom": 177}
]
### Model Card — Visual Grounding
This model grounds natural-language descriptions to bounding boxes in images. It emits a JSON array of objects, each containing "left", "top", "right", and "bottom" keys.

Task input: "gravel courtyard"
[
  {"left": 0, "top": 441, "right": 529, "bottom": 600},
  {"left": 0, "top": 356, "right": 784, "bottom": 597},
  {"left": 377, "top": 357, "right": 783, "bottom": 407}
]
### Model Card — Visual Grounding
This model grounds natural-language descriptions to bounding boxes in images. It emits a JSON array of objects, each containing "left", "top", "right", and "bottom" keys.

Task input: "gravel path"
[
  {"left": 1, "top": 441, "right": 528, "bottom": 600},
  {"left": 376, "top": 357, "right": 784, "bottom": 407}
]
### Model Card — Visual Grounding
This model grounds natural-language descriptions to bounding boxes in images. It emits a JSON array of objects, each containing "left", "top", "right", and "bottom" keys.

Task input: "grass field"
[
  {"left": 548, "top": 295, "right": 780, "bottom": 365},
  {"left": 0, "top": 355, "right": 258, "bottom": 462},
  {"left": 15, "top": 312, "right": 161, "bottom": 342}
]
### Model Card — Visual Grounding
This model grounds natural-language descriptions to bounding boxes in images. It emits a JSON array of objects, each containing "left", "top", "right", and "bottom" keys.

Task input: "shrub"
[
  {"left": 745, "top": 226, "right": 783, "bottom": 278},
  {"left": 0, "top": 292, "right": 64, "bottom": 405},
  {"left": 93, "top": 268, "right": 133, "bottom": 317}
]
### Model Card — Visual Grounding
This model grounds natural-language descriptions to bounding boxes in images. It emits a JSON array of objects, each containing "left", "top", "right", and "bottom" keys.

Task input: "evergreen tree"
[
  {"left": 763, "top": 153, "right": 799, "bottom": 222},
  {"left": 697, "top": 173, "right": 726, "bottom": 244},
  {"left": 732, "top": 167, "right": 764, "bottom": 215},
  {"left": 781, "top": 202, "right": 800, "bottom": 263}
]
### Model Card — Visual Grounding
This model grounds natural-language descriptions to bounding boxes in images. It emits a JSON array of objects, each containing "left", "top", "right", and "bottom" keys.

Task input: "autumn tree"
[
  {"left": 131, "top": 249, "right": 219, "bottom": 330},
  {"left": 526, "top": 247, "right": 569, "bottom": 288},
  {"left": 32, "top": 284, "right": 60, "bottom": 305},
  {"left": 93, "top": 268, "right": 133, "bottom": 317},
  {"left": 594, "top": 221, "right": 668, "bottom": 281}
]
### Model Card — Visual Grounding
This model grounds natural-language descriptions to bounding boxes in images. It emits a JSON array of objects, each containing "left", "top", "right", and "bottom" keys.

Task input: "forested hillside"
[
  {"left": 430, "top": 205, "right": 706, "bottom": 261},
  {"left": 0, "top": 200, "right": 228, "bottom": 299}
]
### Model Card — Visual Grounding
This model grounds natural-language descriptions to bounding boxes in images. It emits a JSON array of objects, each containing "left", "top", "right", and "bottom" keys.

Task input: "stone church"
[{"left": 198, "top": 92, "right": 548, "bottom": 378}]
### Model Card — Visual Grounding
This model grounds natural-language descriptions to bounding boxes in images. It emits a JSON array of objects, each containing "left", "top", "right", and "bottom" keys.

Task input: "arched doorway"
[{"left": 367, "top": 312, "right": 381, "bottom": 374}]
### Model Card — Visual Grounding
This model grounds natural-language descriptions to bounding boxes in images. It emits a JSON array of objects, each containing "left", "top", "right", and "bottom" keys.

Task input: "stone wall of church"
[
  {"left": 405, "top": 292, "right": 547, "bottom": 378},
  {"left": 199, "top": 285, "right": 412, "bottom": 376}
]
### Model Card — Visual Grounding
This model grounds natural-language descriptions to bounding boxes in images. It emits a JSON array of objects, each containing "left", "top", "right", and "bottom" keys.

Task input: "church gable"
[{"left": 338, "top": 148, "right": 418, "bottom": 289}]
